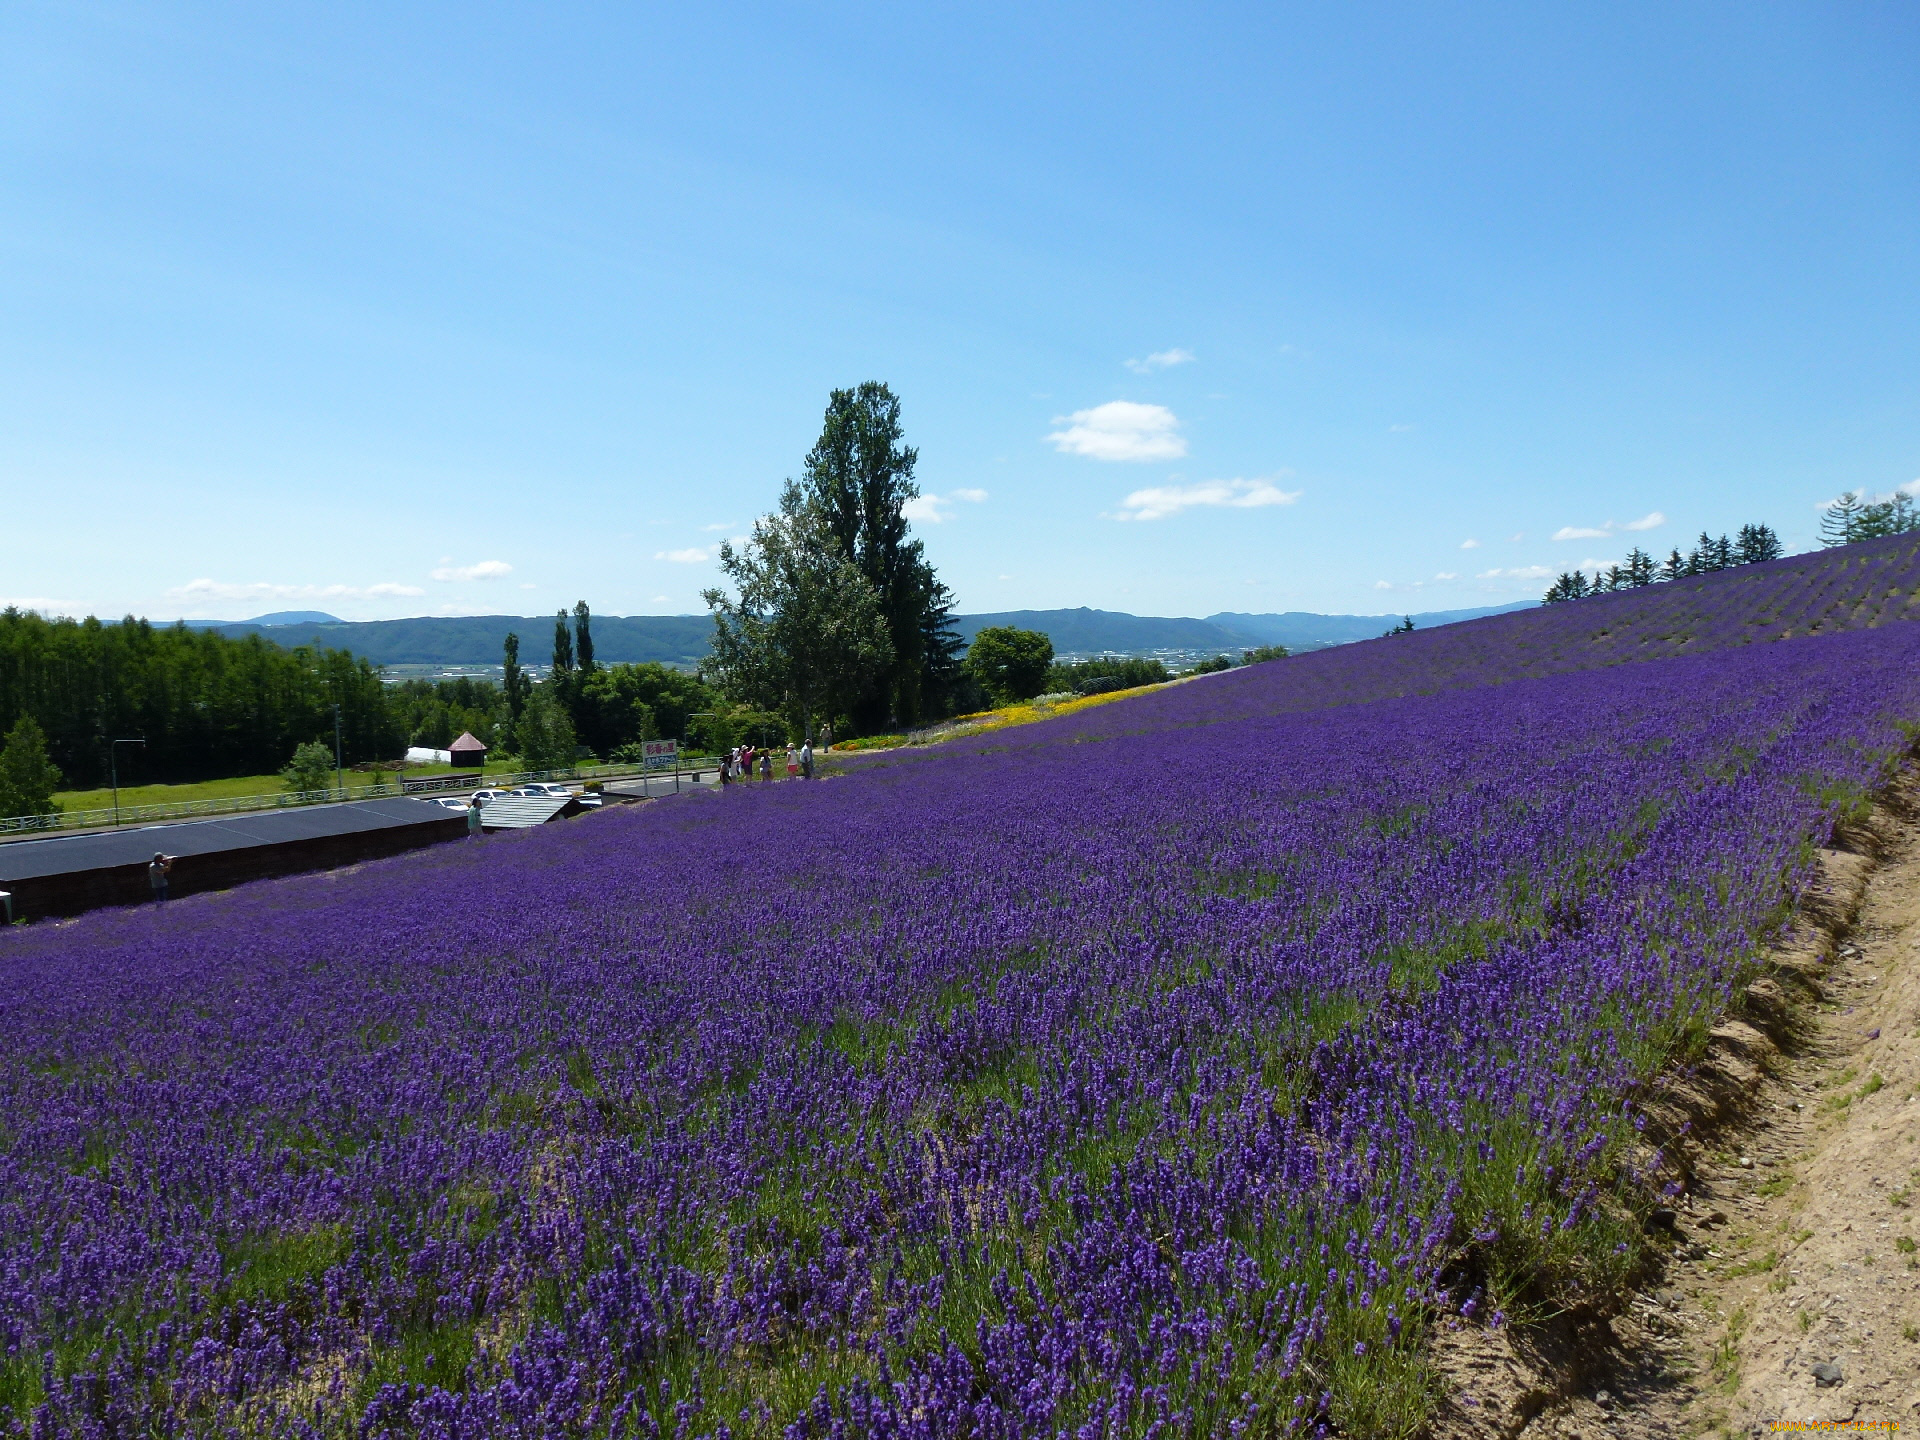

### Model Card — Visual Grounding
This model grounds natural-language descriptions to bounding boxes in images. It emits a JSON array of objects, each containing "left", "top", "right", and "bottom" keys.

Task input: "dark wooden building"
[{"left": 449, "top": 732, "right": 489, "bottom": 768}]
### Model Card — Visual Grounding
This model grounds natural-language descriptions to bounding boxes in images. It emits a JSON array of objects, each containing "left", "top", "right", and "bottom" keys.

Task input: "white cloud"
[
  {"left": 172, "top": 579, "right": 426, "bottom": 602},
  {"left": 1124, "top": 348, "right": 1195, "bottom": 375},
  {"left": 0, "top": 597, "right": 76, "bottom": 614},
  {"left": 650, "top": 594, "right": 672, "bottom": 604},
  {"left": 1555, "top": 512, "right": 1665, "bottom": 541},
  {"left": 1047, "top": 402, "right": 1186, "bottom": 462},
  {"left": 1460, "top": 538, "right": 1481, "bottom": 550},
  {"left": 1477, "top": 565, "right": 1553, "bottom": 581},
  {"left": 1374, "top": 580, "right": 1394, "bottom": 590},
  {"left": 700, "top": 521, "right": 736, "bottom": 532},
  {"left": 1510, "top": 532, "right": 1526, "bottom": 542},
  {"left": 905, "top": 488, "right": 990, "bottom": 525},
  {"left": 902, "top": 496, "right": 945, "bottom": 525},
  {"left": 430, "top": 559, "right": 513, "bottom": 582},
  {"left": 519, "top": 583, "right": 537, "bottom": 590},
  {"left": 1113, "top": 475, "right": 1301, "bottom": 522},
  {"left": 1434, "top": 572, "right": 1458, "bottom": 581},
  {"left": 656, "top": 547, "right": 711, "bottom": 564}
]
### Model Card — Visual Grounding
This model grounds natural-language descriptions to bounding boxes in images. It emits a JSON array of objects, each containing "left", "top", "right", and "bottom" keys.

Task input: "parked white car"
[
  {"left": 519, "top": 782, "right": 576, "bottom": 798},
  {"left": 470, "top": 788, "right": 509, "bottom": 806},
  {"left": 431, "top": 797, "right": 472, "bottom": 812}
]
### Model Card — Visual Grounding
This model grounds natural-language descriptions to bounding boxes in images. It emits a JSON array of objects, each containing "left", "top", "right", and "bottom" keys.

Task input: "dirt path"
[{"left": 1434, "top": 790, "right": 1920, "bottom": 1437}]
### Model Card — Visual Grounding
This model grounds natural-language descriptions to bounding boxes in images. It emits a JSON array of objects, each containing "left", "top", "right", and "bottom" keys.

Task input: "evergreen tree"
[
  {"left": 1543, "top": 572, "right": 1584, "bottom": 604},
  {"left": 0, "top": 714, "right": 61, "bottom": 821},
  {"left": 1624, "top": 547, "right": 1657, "bottom": 587},
  {"left": 1661, "top": 548, "right": 1686, "bottom": 581},
  {"left": 1819, "top": 492, "right": 1863, "bottom": 547},
  {"left": 1855, "top": 491, "right": 1920, "bottom": 540},
  {"left": 914, "top": 571, "right": 967, "bottom": 717},
  {"left": 1735, "top": 524, "right": 1783, "bottom": 565}
]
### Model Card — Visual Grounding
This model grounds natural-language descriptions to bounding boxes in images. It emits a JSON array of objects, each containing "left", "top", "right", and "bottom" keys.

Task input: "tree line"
[
  {"left": 1542, "top": 524, "right": 1782, "bottom": 604},
  {"left": 0, "top": 610, "right": 392, "bottom": 791},
  {"left": 1818, "top": 489, "right": 1920, "bottom": 547},
  {"left": 1543, "top": 490, "right": 1920, "bottom": 607},
  {"left": 0, "top": 601, "right": 731, "bottom": 810}
]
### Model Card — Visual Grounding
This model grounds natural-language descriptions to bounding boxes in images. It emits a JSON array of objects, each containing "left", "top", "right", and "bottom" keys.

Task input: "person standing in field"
[
  {"left": 760, "top": 751, "right": 772, "bottom": 782},
  {"left": 786, "top": 744, "right": 797, "bottom": 779},
  {"left": 800, "top": 740, "right": 813, "bottom": 779},
  {"left": 148, "top": 852, "right": 174, "bottom": 902}
]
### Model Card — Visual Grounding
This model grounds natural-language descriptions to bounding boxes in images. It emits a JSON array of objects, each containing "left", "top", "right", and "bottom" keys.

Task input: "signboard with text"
[{"left": 641, "top": 739, "right": 679, "bottom": 770}]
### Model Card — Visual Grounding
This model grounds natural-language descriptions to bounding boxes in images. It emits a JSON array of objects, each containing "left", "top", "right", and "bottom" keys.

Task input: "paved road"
[
  {"left": 602, "top": 772, "right": 720, "bottom": 799},
  {"left": 602, "top": 770, "right": 813, "bottom": 800}
]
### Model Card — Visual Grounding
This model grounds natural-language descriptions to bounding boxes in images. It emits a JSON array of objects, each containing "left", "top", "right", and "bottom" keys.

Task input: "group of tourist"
[{"left": 717, "top": 740, "right": 814, "bottom": 786}]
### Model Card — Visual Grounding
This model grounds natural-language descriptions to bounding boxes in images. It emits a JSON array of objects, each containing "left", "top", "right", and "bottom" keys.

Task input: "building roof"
[
  {"left": 449, "top": 731, "right": 489, "bottom": 753},
  {"left": 476, "top": 795, "right": 573, "bottom": 829},
  {"left": 0, "top": 797, "right": 460, "bottom": 883}
]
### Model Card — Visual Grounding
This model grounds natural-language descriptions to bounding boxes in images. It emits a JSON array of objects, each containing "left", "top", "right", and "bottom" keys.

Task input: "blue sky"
[{"left": 4, "top": 3, "right": 1916, "bottom": 622}]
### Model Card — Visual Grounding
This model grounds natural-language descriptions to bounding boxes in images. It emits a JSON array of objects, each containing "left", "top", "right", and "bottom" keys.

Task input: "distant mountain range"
[
  {"left": 201, "top": 613, "right": 714, "bottom": 666},
  {"left": 1205, "top": 603, "right": 1535, "bottom": 650},
  {"left": 187, "top": 602, "right": 1535, "bottom": 667}
]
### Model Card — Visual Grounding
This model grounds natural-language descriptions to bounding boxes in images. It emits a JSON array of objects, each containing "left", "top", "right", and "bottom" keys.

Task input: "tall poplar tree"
[
  {"left": 797, "top": 382, "right": 959, "bottom": 729},
  {"left": 573, "top": 601, "right": 596, "bottom": 673}
]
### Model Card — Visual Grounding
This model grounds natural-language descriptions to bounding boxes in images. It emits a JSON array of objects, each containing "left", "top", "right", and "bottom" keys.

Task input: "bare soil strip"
[{"left": 1430, "top": 779, "right": 1920, "bottom": 1437}]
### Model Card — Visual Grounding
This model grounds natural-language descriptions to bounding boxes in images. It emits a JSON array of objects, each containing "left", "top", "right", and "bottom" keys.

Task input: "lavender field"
[{"left": 6, "top": 550, "right": 1920, "bottom": 1438}]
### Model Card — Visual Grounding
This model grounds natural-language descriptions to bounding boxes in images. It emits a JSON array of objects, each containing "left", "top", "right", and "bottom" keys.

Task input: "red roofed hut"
[{"left": 449, "top": 732, "right": 490, "bottom": 769}]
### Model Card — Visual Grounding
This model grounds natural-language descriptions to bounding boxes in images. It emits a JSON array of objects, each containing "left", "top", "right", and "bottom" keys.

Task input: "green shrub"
[{"left": 966, "top": 628, "right": 1056, "bottom": 703}]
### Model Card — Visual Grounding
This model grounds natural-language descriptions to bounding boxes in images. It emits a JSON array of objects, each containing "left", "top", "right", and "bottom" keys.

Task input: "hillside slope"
[
  {"left": 1014, "top": 533, "right": 1920, "bottom": 746},
  {"left": 9, "top": 560, "right": 1920, "bottom": 1437},
  {"left": 1205, "top": 601, "right": 1531, "bottom": 648}
]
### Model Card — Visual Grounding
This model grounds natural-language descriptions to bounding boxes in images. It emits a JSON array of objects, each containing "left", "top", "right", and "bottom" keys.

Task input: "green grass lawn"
[{"left": 55, "top": 764, "right": 468, "bottom": 812}]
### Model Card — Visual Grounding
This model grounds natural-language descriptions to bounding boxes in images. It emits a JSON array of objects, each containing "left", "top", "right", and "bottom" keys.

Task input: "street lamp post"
[
  {"left": 331, "top": 704, "right": 344, "bottom": 800},
  {"left": 109, "top": 738, "right": 146, "bottom": 828}
]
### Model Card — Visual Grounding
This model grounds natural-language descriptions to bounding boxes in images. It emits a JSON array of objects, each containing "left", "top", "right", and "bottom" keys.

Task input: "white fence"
[{"left": 0, "top": 757, "right": 719, "bottom": 837}]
